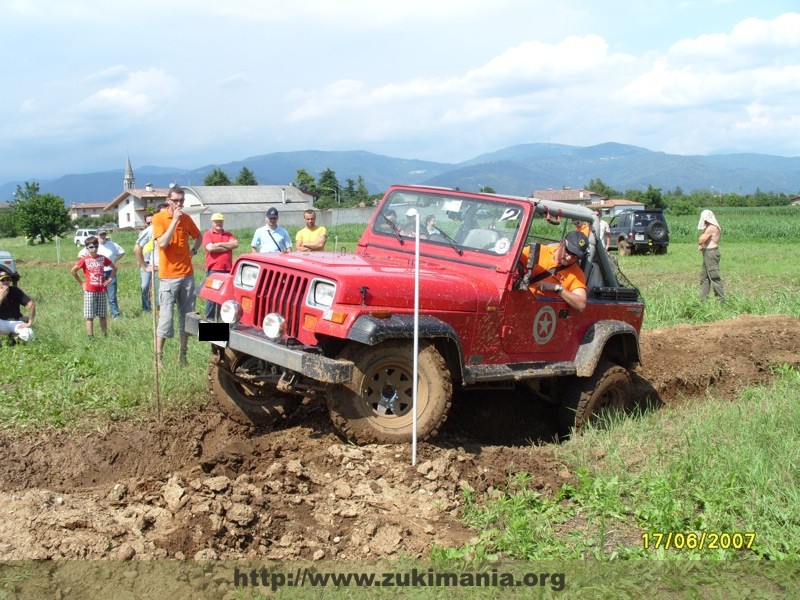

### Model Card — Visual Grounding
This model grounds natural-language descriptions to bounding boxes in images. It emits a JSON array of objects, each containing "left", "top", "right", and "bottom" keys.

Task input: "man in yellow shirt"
[{"left": 295, "top": 209, "right": 328, "bottom": 251}]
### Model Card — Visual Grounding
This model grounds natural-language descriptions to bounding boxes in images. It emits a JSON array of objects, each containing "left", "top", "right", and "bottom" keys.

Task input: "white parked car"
[{"left": 73, "top": 228, "right": 98, "bottom": 246}]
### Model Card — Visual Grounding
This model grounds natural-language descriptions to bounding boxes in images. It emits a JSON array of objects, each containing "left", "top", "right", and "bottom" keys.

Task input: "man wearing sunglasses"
[
  {"left": 78, "top": 229, "right": 125, "bottom": 319},
  {"left": 152, "top": 185, "right": 202, "bottom": 367},
  {"left": 0, "top": 268, "right": 36, "bottom": 344},
  {"left": 521, "top": 230, "right": 589, "bottom": 313}
]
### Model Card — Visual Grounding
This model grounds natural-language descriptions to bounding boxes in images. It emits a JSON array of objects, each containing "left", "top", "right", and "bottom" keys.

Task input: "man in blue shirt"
[{"left": 251, "top": 207, "right": 292, "bottom": 253}]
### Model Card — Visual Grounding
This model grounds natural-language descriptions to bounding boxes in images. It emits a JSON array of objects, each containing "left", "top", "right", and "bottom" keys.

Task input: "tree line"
[
  {"left": 586, "top": 178, "right": 797, "bottom": 215},
  {"left": 2, "top": 174, "right": 796, "bottom": 243},
  {"left": 203, "top": 166, "right": 380, "bottom": 209}
]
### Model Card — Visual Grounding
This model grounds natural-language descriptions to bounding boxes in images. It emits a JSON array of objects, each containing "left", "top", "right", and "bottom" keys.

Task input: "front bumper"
[{"left": 185, "top": 312, "right": 353, "bottom": 384}]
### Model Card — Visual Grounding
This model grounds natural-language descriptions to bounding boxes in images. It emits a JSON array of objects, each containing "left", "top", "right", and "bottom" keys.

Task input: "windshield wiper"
[
  {"left": 431, "top": 227, "right": 463, "bottom": 256},
  {"left": 379, "top": 213, "right": 404, "bottom": 244}
]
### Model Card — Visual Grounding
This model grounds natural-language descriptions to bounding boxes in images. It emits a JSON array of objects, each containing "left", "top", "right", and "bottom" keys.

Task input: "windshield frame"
[{"left": 371, "top": 189, "right": 526, "bottom": 258}]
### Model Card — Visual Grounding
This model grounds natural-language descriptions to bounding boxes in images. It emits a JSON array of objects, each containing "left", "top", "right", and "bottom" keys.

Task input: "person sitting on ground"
[
  {"left": 520, "top": 230, "right": 589, "bottom": 312},
  {"left": 0, "top": 268, "right": 36, "bottom": 345}
]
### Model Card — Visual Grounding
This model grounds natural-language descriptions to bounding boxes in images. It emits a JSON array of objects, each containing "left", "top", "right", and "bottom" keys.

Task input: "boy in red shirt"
[{"left": 71, "top": 236, "right": 117, "bottom": 338}]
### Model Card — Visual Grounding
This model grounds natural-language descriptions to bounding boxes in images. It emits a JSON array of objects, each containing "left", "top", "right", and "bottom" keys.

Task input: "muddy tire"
[
  {"left": 327, "top": 340, "right": 452, "bottom": 444},
  {"left": 618, "top": 240, "right": 631, "bottom": 256},
  {"left": 208, "top": 349, "right": 301, "bottom": 426},
  {"left": 558, "top": 360, "right": 631, "bottom": 434}
]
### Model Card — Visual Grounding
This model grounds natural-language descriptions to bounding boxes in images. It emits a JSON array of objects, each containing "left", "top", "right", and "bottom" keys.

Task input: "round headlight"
[
  {"left": 262, "top": 313, "right": 285, "bottom": 339},
  {"left": 219, "top": 300, "right": 242, "bottom": 324}
]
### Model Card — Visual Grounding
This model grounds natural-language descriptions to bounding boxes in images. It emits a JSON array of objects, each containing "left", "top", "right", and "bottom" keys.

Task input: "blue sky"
[{"left": 1, "top": 0, "right": 799, "bottom": 185}]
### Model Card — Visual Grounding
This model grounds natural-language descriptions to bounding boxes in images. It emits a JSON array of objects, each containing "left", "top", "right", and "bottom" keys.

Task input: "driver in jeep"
[{"left": 521, "top": 230, "right": 589, "bottom": 312}]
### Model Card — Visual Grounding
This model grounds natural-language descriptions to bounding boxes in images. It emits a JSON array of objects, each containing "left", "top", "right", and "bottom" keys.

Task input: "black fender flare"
[
  {"left": 347, "top": 314, "right": 463, "bottom": 350},
  {"left": 573, "top": 320, "right": 641, "bottom": 376}
]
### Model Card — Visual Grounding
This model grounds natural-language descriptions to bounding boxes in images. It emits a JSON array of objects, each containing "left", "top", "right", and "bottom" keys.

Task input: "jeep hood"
[{"left": 276, "top": 251, "right": 498, "bottom": 312}]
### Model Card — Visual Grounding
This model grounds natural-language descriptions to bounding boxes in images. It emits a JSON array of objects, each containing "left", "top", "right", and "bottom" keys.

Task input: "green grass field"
[{"left": 1, "top": 207, "right": 798, "bottom": 563}]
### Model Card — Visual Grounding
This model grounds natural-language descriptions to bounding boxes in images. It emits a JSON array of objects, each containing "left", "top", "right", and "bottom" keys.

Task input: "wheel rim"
[
  {"left": 220, "top": 353, "right": 274, "bottom": 402},
  {"left": 592, "top": 382, "right": 627, "bottom": 418},
  {"left": 362, "top": 357, "right": 427, "bottom": 423}
]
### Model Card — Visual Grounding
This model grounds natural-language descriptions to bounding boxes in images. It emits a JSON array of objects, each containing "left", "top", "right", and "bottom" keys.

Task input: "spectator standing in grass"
[
  {"left": 295, "top": 209, "right": 327, "bottom": 251},
  {"left": 72, "top": 236, "right": 116, "bottom": 339},
  {"left": 698, "top": 209, "right": 724, "bottom": 302},
  {"left": 203, "top": 212, "right": 239, "bottom": 319},
  {"left": 152, "top": 185, "right": 202, "bottom": 367},
  {"left": 0, "top": 268, "right": 36, "bottom": 345},
  {"left": 134, "top": 203, "right": 168, "bottom": 313},
  {"left": 79, "top": 229, "right": 125, "bottom": 319},
  {"left": 251, "top": 207, "right": 291, "bottom": 254},
  {"left": 594, "top": 211, "right": 611, "bottom": 250}
]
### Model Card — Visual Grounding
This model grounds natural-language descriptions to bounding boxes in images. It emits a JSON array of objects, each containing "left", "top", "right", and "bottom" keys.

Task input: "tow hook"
[{"left": 276, "top": 371, "right": 299, "bottom": 392}]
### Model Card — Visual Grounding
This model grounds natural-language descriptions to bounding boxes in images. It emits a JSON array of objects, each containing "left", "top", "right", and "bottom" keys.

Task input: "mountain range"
[{"left": 2, "top": 142, "right": 799, "bottom": 204}]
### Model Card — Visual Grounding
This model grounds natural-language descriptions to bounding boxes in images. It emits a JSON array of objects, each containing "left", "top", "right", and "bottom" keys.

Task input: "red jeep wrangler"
[{"left": 186, "top": 185, "right": 644, "bottom": 444}]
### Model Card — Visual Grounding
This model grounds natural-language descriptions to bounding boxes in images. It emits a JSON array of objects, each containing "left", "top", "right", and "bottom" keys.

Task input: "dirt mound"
[{"left": 0, "top": 315, "right": 796, "bottom": 560}]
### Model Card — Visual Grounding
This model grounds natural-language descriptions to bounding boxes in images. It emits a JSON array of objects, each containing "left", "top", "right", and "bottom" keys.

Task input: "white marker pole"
[{"left": 412, "top": 212, "right": 420, "bottom": 466}]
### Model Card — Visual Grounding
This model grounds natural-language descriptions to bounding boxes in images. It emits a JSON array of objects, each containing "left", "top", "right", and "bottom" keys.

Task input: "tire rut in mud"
[{"left": 0, "top": 315, "right": 796, "bottom": 559}]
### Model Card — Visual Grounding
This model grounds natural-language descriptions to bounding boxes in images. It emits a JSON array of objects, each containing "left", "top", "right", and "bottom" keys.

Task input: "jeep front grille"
[{"left": 253, "top": 268, "right": 310, "bottom": 339}]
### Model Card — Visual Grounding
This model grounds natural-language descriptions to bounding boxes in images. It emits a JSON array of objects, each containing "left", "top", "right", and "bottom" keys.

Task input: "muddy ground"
[{"left": 0, "top": 315, "right": 797, "bottom": 561}]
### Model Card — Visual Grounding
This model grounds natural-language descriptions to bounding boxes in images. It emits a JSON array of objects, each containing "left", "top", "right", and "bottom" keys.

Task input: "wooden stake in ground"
[{"left": 151, "top": 272, "right": 161, "bottom": 421}]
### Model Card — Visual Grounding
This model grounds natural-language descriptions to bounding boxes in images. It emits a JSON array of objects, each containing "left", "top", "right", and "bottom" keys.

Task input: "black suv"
[{"left": 608, "top": 210, "right": 669, "bottom": 255}]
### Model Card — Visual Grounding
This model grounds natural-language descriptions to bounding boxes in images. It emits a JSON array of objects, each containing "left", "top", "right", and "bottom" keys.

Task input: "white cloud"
[
  {"left": 83, "top": 65, "right": 130, "bottom": 84},
  {"left": 623, "top": 12, "right": 800, "bottom": 107},
  {"left": 77, "top": 68, "right": 179, "bottom": 118},
  {"left": 3, "top": 4, "right": 800, "bottom": 184},
  {"left": 216, "top": 73, "right": 251, "bottom": 88}
]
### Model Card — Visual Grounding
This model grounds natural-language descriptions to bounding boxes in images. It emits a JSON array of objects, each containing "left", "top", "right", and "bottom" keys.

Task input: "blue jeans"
[
  {"left": 106, "top": 272, "right": 120, "bottom": 317},
  {"left": 140, "top": 267, "right": 160, "bottom": 311},
  {"left": 204, "top": 270, "right": 227, "bottom": 319}
]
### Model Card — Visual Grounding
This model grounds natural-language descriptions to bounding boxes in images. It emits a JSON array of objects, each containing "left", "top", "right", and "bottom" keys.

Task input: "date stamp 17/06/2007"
[{"left": 642, "top": 531, "right": 756, "bottom": 551}]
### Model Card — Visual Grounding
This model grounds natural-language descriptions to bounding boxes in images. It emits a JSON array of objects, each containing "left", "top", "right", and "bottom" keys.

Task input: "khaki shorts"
[{"left": 157, "top": 275, "right": 196, "bottom": 339}]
